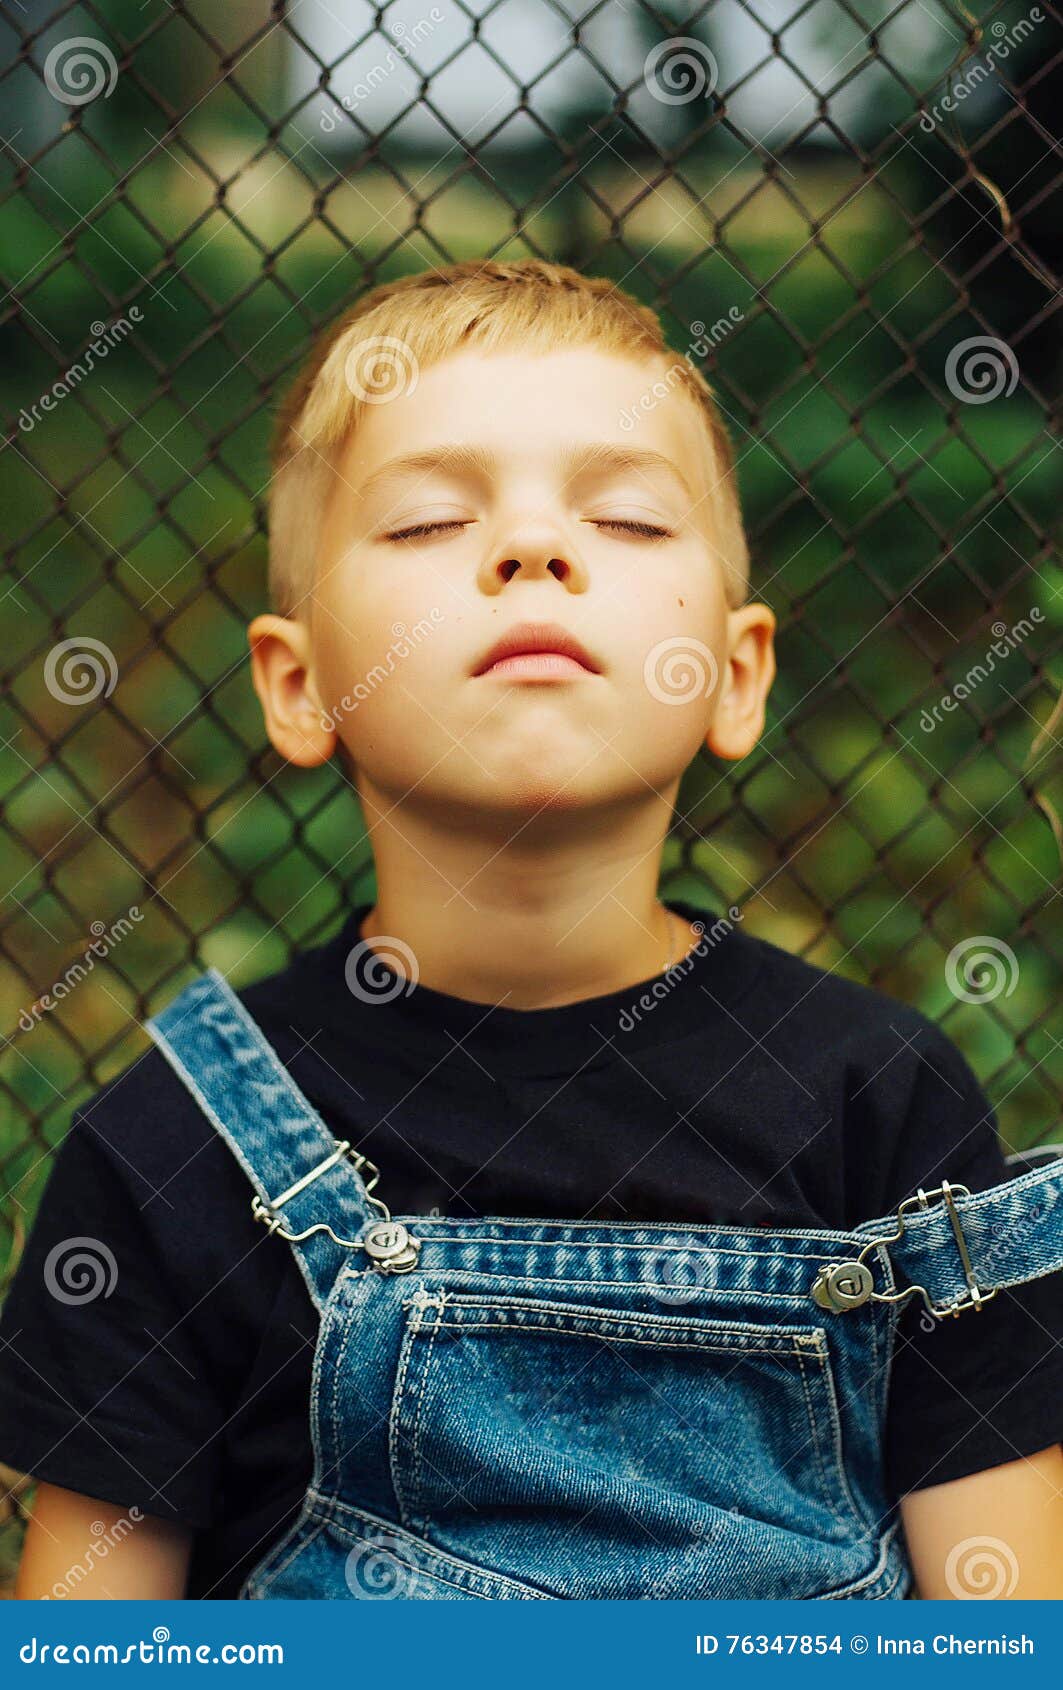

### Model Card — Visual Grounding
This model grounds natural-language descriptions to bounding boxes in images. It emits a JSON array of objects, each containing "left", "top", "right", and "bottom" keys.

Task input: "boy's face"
[{"left": 252, "top": 345, "right": 775, "bottom": 821}]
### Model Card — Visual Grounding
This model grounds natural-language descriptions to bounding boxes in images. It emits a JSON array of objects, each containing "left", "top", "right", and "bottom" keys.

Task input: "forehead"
[{"left": 335, "top": 344, "right": 713, "bottom": 501}]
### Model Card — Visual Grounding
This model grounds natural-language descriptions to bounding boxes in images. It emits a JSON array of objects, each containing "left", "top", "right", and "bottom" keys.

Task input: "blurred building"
[{"left": 286, "top": 0, "right": 970, "bottom": 155}]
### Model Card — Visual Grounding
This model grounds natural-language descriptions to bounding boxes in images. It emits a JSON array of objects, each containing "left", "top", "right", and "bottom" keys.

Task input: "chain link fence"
[{"left": 1, "top": 0, "right": 1061, "bottom": 1310}]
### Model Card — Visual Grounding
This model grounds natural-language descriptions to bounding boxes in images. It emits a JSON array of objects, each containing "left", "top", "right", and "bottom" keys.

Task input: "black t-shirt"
[{"left": 1, "top": 898, "right": 1061, "bottom": 1599}]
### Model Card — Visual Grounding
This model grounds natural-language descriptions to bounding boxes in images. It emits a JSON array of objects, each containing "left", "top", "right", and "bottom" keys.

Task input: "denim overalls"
[{"left": 146, "top": 966, "right": 1063, "bottom": 1602}]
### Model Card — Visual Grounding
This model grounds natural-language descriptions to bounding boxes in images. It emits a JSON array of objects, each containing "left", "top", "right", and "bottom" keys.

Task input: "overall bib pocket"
[
  {"left": 149, "top": 968, "right": 1063, "bottom": 1603},
  {"left": 387, "top": 1288, "right": 879, "bottom": 1600}
]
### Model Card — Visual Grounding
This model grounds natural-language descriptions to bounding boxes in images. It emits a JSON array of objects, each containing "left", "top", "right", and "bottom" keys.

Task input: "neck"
[{"left": 352, "top": 774, "right": 691, "bottom": 1009}]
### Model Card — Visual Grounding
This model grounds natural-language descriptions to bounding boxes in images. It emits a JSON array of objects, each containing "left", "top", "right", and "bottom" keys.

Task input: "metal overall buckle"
[
  {"left": 250, "top": 1138, "right": 421, "bottom": 1274},
  {"left": 811, "top": 1180, "right": 999, "bottom": 1319}
]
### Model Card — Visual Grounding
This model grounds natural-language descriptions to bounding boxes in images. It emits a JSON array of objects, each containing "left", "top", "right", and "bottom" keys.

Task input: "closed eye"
[
  {"left": 383, "top": 520, "right": 469, "bottom": 542},
  {"left": 384, "top": 517, "right": 673, "bottom": 543},
  {"left": 593, "top": 519, "right": 673, "bottom": 539}
]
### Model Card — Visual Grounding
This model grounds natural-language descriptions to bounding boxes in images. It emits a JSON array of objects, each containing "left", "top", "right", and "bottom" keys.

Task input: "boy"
[{"left": 3, "top": 259, "right": 1062, "bottom": 1601}]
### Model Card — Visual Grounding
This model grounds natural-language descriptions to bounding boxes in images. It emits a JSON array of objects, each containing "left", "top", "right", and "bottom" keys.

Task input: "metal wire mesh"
[{"left": 1, "top": 0, "right": 1061, "bottom": 1282}]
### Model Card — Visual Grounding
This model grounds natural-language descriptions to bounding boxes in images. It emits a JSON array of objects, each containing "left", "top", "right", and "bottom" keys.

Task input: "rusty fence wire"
[{"left": 0, "top": 0, "right": 1061, "bottom": 1286}]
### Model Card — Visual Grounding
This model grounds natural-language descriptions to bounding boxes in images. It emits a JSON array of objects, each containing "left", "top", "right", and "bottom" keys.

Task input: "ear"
[
  {"left": 247, "top": 613, "right": 337, "bottom": 768},
  {"left": 705, "top": 602, "right": 776, "bottom": 761}
]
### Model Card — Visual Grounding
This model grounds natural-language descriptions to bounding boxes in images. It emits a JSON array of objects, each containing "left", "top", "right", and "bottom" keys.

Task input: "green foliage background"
[{"left": 1, "top": 2, "right": 1061, "bottom": 1314}]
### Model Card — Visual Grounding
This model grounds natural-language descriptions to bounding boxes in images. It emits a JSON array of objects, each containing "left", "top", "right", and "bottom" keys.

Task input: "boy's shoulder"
[
  {"left": 730, "top": 921, "right": 968, "bottom": 1078},
  {"left": 69, "top": 1028, "right": 218, "bottom": 1175},
  {"left": 31, "top": 961, "right": 324, "bottom": 1345},
  {"left": 84, "top": 921, "right": 974, "bottom": 1131},
  {"left": 66, "top": 920, "right": 984, "bottom": 1218},
  {"left": 88, "top": 933, "right": 333, "bottom": 1120}
]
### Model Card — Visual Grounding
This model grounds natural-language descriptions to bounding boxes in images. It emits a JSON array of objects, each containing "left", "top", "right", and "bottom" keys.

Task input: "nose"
[{"left": 476, "top": 509, "right": 590, "bottom": 595}]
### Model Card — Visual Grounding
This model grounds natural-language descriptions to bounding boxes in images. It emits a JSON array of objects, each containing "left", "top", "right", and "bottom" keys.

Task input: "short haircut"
[{"left": 268, "top": 258, "right": 749, "bottom": 617}]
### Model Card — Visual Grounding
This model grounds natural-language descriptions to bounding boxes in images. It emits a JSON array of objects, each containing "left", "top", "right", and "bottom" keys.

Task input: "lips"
[{"left": 471, "top": 620, "right": 601, "bottom": 677}]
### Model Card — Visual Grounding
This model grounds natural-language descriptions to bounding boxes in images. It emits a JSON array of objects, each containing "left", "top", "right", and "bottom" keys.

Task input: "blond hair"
[{"left": 268, "top": 258, "right": 749, "bottom": 616}]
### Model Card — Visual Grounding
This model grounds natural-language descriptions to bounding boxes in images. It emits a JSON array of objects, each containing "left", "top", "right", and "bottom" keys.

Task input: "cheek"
[
  {"left": 313, "top": 560, "right": 445, "bottom": 693},
  {"left": 313, "top": 593, "right": 461, "bottom": 764},
  {"left": 620, "top": 572, "right": 727, "bottom": 710}
]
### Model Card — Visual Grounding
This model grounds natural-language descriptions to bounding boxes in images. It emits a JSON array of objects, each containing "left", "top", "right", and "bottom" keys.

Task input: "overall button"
[
  {"left": 363, "top": 1219, "right": 421, "bottom": 1273},
  {"left": 811, "top": 1258, "right": 874, "bottom": 1312}
]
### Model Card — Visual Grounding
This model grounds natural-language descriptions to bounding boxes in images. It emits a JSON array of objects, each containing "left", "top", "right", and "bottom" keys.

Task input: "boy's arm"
[
  {"left": 15, "top": 1481, "right": 193, "bottom": 1599},
  {"left": 900, "top": 1442, "right": 1063, "bottom": 1599},
  {"left": 0, "top": 1099, "right": 242, "bottom": 1597}
]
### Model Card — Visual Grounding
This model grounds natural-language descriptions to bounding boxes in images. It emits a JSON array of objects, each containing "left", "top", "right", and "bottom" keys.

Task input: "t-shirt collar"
[{"left": 300, "top": 898, "right": 760, "bottom": 1077}]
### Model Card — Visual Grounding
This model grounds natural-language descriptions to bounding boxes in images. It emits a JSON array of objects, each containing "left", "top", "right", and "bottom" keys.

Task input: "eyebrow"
[{"left": 357, "top": 442, "right": 693, "bottom": 502}]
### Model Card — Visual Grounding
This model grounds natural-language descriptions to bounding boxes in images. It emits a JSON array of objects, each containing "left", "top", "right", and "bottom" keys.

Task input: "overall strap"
[
  {"left": 145, "top": 965, "right": 386, "bottom": 1312},
  {"left": 827, "top": 1152, "right": 1063, "bottom": 1320}
]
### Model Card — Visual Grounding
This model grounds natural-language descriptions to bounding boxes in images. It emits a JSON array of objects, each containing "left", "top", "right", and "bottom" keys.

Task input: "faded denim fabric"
[{"left": 147, "top": 967, "right": 1063, "bottom": 1602}]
